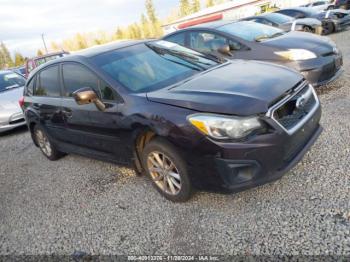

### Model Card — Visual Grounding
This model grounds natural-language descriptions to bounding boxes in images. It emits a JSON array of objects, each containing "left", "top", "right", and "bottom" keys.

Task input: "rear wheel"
[
  {"left": 323, "top": 21, "right": 335, "bottom": 35},
  {"left": 141, "top": 138, "right": 193, "bottom": 202},
  {"left": 34, "top": 125, "right": 64, "bottom": 161}
]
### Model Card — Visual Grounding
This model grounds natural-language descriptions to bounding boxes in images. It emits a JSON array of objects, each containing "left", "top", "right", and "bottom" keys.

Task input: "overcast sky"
[{"left": 0, "top": 0, "right": 183, "bottom": 57}]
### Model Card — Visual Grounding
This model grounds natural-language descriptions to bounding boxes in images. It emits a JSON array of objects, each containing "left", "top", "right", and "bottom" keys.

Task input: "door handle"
[{"left": 62, "top": 109, "right": 73, "bottom": 118}]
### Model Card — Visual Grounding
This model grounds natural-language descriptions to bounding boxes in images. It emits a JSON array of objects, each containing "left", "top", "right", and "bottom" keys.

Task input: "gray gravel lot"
[{"left": 0, "top": 30, "right": 349, "bottom": 257}]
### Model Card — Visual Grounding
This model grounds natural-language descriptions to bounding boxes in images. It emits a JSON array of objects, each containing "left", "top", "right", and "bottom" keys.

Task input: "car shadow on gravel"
[{"left": 0, "top": 125, "right": 28, "bottom": 138}]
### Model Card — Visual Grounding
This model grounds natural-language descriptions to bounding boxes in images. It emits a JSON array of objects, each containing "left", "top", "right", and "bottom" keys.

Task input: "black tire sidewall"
[{"left": 141, "top": 138, "right": 192, "bottom": 202}]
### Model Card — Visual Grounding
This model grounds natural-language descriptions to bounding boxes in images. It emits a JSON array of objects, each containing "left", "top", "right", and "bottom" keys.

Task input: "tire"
[
  {"left": 323, "top": 21, "right": 335, "bottom": 35},
  {"left": 303, "top": 26, "right": 313, "bottom": 33},
  {"left": 141, "top": 137, "right": 193, "bottom": 202},
  {"left": 33, "top": 125, "right": 65, "bottom": 161}
]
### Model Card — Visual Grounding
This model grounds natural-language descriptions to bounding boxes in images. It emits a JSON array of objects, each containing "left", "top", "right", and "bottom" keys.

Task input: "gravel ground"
[{"left": 0, "top": 30, "right": 349, "bottom": 257}]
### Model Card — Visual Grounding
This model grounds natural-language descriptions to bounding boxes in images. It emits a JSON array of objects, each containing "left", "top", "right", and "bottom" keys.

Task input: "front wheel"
[
  {"left": 323, "top": 21, "right": 335, "bottom": 35},
  {"left": 33, "top": 125, "right": 65, "bottom": 161},
  {"left": 141, "top": 138, "right": 193, "bottom": 202}
]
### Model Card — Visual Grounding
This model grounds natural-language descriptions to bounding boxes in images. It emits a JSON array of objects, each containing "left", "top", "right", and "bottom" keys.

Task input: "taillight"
[{"left": 19, "top": 96, "right": 25, "bottom": 108}]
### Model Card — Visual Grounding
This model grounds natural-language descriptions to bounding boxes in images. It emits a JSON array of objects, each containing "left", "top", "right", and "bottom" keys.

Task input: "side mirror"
[
  {"left": 217, "top": 45, "right": 232, "bottom": 56},
  {"left": 73, "top": 87, "right": 106, "bottom": 111}
]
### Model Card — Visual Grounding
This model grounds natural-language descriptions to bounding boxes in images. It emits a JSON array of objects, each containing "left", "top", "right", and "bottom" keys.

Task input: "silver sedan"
[{"left": 0, "top": 71, "right": 26, "bottom": 133}]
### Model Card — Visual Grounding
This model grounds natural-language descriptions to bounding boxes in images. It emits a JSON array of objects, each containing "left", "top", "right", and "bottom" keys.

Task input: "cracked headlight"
[{"left": 188, "top": 114, "right": 262, "bottom": 140}]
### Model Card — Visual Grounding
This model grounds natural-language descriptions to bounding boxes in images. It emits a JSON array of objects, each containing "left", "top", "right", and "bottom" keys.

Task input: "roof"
[
  {"left": 163, "top": 0, "right": 262, "bottom": 27},
  {"left": 189, "top": 19, "right": 237, "bottom": 29},
  {"left": 72, "top": 40, "right": 147, "bottom": 58}
]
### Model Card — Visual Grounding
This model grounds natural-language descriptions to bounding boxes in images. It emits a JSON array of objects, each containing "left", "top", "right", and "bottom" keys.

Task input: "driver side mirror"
[
  {"left": 73, "top": 87, "right": 106, "bottom": 111},
  {"left": 217, "top": 45, "right": 233, "bottom": 56}
]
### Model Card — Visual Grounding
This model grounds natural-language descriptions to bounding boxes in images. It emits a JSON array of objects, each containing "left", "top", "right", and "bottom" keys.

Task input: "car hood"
[
  {"left": 146, "top": 61, "right": 303, "bottom": 116},
  {"left": 0, "top": 87, "right": 24, "bottom": 114},
  {"left": 262, "top": 31, "right": 334, "bottom": 56},
  {"left": 280, "top": 18, "right": 321, "bottom": 30}
]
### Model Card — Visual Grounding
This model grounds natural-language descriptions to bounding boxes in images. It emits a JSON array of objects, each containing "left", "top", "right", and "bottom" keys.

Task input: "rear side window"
[
  {"left": 189, "top": 31, "right": 228, "bottom": 53},
  {"left": 25, "top": 77, "right": 35, "bottom": 96},
  {"left": 164, "top": 33, "right": 186, "bottom": 46},
  {"left": 62, "top": 63, "right": 116, "bottom": 101},
  {"left": 35, "top": 65, "right": 60, "bottom": 97}
]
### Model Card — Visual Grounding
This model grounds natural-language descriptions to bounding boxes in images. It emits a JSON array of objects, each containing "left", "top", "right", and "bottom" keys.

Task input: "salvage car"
[
  {"left": 23, "top": 40, "right": 322, "bottom": 202},
  {"left": 241, "top": 12, "right": 323, "bottom": 34},
  {"left": 302, "top": 1, "right": 334, "bottom": 11},
  {"left": 0, "top": 71, "right": 27, "bottom": 132},
  {"left": 275, "top": 7, "right": 350, "bottom": 34},
  {"left": 163, "top": 20, "right": 343, "bottom": 87}
]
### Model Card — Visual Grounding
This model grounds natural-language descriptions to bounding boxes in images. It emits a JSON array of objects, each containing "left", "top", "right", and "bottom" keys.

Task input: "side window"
[
  {"left": 62, "top": 63, "right": 116, "bottom": 101},
  {"left": 25, "top": 76, "right": 35, "bottom": 96},
  {"left": 278, "top": 10, "right": 297, "bottom": 17},
  {"left": 188, "top": 32, "right": 228, "bottom": 53},
  {"left": 35, "top": 65, "right": 60, "bottom": 97},
  {"left": 164, "top": 33, "right": 186, "bottom": 46},
  {"left": 228, "top": 39, "right": 242, "bottom": 51}
]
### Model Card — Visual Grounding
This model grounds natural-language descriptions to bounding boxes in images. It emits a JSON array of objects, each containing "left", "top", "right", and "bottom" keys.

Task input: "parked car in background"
[
  {"left": 0, "top": 71, "right": 27, "bottom": 132},
  {"left": 10, "top": 66, "right": 26, "bottom": 77},
  {"left": 334, "top": 0, "right": 350, "bottom": 9},
  {"left": 302, "top": 1, "right": 334, "bottom": 11},
  {"left": 25, "top": 51, "right": 69, "bottom": 77},
  {"left": 241, "top": 12, "right": 323, "bottom": 34},
  {"left": 275, "top": 7, "right": 350, "bottom": 34},
  {"left": 22, "top": 40, "right": 322, "bottom": 202},
  {"left": 163, "top": 21, "right": 343, "bottom": 87}
]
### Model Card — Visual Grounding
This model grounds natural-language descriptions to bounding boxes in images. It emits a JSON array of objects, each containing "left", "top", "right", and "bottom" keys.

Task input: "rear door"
[{"left": 30, "top": 64, "right": 64, "bottom": 140}]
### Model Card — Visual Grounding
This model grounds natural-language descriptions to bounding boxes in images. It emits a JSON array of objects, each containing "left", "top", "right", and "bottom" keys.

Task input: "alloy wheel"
[
  {"left": 147, "top": 151, "right": 181, "bottom": 195},
  {"left": 35, "top": 129, "right": 52, "bottom": 157}
]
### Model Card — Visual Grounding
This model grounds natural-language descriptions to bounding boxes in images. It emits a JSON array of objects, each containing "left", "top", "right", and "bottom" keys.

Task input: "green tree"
[
  {"left": 74, "top": 33, "right": 88, "bottom": 49},
  {"left": 37, "top": 49, "right": 44, "bottom": 56},
  {"left": 206, "top": 0, "right": 214, "bottom": 7},
  {"left": 141, "top": 14, "right": 151, "bottom": 38},
  {"left": 0, "top": 42, "right": 14, "bottom": 68},
  {"left": 14, "top": 52, "right": 25, "bottom": 66},
  {"left": 115, "top": 27, "right": 125, "bottom": 39},
  {"left": 179, "top": 0, "right": 191, "bottom": 17},
  {"left": 191, "top": 0, "right": 201, "bottom": 13},
  {"left": 145, "top": 0, "right": 162, "bottom": 37}
]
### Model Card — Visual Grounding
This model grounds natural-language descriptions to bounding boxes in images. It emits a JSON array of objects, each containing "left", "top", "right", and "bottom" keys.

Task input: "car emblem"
[{"left": 296, "top": 96, "right": 307, "bottom": 109}]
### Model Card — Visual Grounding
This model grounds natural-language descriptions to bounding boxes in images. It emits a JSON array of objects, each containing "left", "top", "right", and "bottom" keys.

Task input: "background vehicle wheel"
[
  {"left": 323, "top": 21, "right": 335, "bottom": 35},
  {"left": 33, "top": 125, "right": 64, "bottom": 161},
  {"left": 141, "top": 138, "right": 193, "bottom": 202},
  {"left": 303, "top": 26, "right": 313, "bottom": 33}
]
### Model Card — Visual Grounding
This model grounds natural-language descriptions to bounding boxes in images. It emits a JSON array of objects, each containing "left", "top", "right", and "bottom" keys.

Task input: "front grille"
[{"left": 268, "top": 82, "right": 319, "bottom": 135}]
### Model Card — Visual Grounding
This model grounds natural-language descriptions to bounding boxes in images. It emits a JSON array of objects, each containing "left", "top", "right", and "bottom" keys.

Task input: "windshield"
[
  {"left": 91, "top": 41, "right": 220, "bottom": 92},
  {"left": 265, "top": 13, "right": 294, "bottom": 24},
  {"left": 0, "top": 72, "right": 26, "bottom": 93},
  {"left": 218, "top": 21, "right": 284, "bottom": 42}
]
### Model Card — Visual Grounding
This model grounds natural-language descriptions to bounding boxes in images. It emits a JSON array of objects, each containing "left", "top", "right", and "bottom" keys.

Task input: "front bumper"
[
  {"left": 0, "top": 112, "right": 26, "bottom": 133},
  {"left": 184, "top": 98, "right": 322, "bottom": 193},
  {"left": 289, "top": 53, "right": 343, "bottom": 87}
]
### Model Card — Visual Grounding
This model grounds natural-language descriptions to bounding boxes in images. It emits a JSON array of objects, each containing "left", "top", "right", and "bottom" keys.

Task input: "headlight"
[
  {"left": 188, "top": 114, "right": 262, "bottom": 140},
  {"left": 275, "top": 49, "right": 317, "bottom": 61}
]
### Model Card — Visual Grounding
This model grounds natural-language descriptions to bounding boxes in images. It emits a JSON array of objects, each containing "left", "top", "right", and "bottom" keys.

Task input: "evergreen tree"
[
  {"left": 37, "top": 49, "right": 44, "bottom": 56},
  {"left": 145, "top": 0, "right": 162, "bottom": 37},
  {"left": 0, "top": 42, "right": 14, "bottom": 68},
  {"left": 191, "top": 0, "right": 201, "bottom": 13},
  {"left": 115, "top": 27, "right": 125, "bottom": 39},
  {"left": 141, "top": 14, "right": 151, "bottom": 38},
  {"left": 179, "top": 0, "right": 191, "bottom": 17},
  {"left": 14, "top": 52, "right": 25, "bottom": 66},
  {"left": 206, "top": 0, "right": 214, "bottom": 7}
]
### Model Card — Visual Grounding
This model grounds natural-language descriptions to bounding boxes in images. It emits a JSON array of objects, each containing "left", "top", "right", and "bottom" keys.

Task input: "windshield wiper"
[
  {"left": 255, "top": 32, "right": 284, "bottom": 42},
  {"left": 146, "top": 43, "right": 211, "bottom": 70}
]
